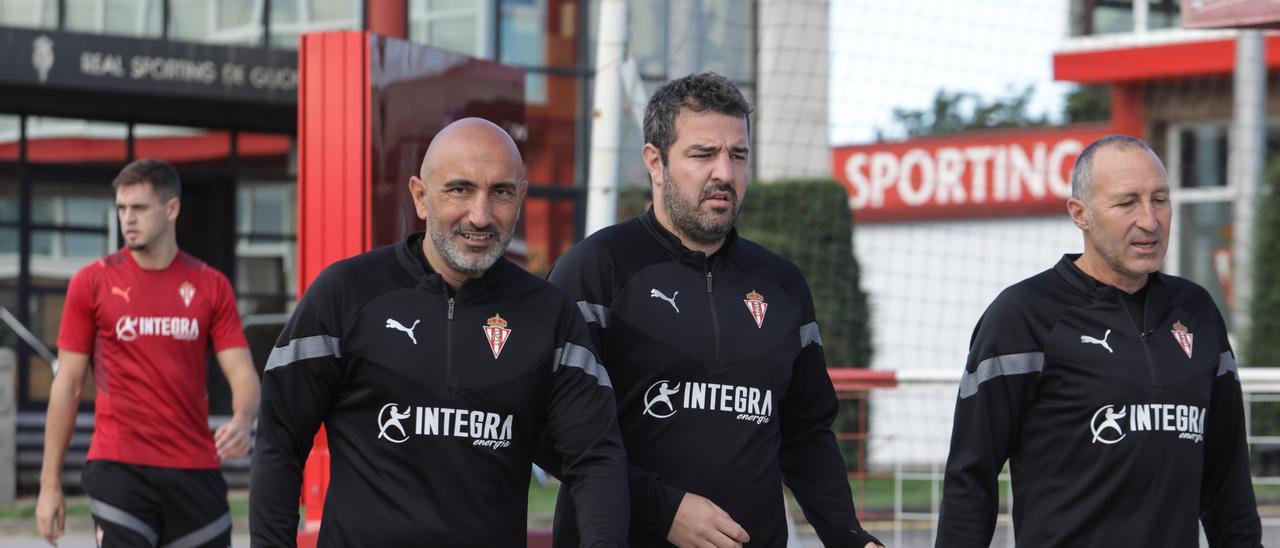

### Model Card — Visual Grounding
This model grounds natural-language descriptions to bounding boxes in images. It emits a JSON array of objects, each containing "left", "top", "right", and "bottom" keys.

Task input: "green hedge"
[{"left": 1246, "top": 158, "right": 1280, "bottom": 367}]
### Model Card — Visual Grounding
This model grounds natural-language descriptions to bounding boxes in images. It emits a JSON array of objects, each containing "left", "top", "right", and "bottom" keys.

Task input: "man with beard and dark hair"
[
  {"left": 250, "top": 118, "right": 629, "bottom": 546},
  {"left": 936, "top": 135, "right": 1261, "bottom": 547},
  {"left": 542, "top": 72, "right": 883, "bottom": 548},
  {"left": 38, "top": 158, "right": 259, "bottom": 547}
]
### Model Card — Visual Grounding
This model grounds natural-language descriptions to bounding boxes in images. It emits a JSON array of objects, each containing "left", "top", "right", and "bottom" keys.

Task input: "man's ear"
[
  {"left": 409, "top": 176, "right": 429, "bottom": 220},
  {"left": 1067, "top": 197, "right": 1090, "bottom": 230},
  {"left": 166, "top": 196, "right": 180, "bottom": 222},
  {"left": 643, "top": 144, "right": 664, "bottom": 189}
]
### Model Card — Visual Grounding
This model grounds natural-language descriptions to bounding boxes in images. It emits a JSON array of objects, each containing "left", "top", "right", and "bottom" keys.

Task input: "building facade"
[{"left": 1, "top": 0, "right": 826, "bottom": 427}]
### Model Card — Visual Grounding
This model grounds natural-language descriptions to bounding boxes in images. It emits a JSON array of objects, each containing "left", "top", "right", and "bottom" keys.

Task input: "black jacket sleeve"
[
  {"left": 779, "top": 290, "right": 881, "bottom": 548},
  {"left": 543, "top": 296, "right": 630, "bottom": 546},
  {"left": 936, "top": 291, "right": 1041, "bottom": 548},
  {"left": 250, "top": 267, "right": 347, "bottom": 548},
  {"left": 1199, "top": 311, "right": 1262, "bottom": 547}
]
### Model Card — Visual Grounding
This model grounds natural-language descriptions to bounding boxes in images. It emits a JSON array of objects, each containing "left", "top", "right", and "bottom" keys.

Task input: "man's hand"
[
  {"left": 36, "top": 484, "right": 65, "bottom": 546},
  {"left": 667, "top": 492, "right": 750, "bottom": 548},
  {"left": 214, "top": 417, "right": 253, "bottom": 460}
]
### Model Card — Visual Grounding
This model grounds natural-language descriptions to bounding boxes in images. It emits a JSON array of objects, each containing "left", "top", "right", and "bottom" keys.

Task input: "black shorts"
[{"left": 81, "top": 460, "right": 231, "bottom": 548}]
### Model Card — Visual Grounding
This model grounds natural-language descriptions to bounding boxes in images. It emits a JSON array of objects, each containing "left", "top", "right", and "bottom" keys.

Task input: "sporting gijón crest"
[
  {"left": 179, "top": 281, "right": 196, "bottom": 308},
  {"left": 1172, "top": 320, "right": 1193, "bottom": 359},
  {"left": 483, "top": 314, "right": 512, "bottom": 359},
  {"left": 744, "top": 290, "right": 767, "bottom": 329}
]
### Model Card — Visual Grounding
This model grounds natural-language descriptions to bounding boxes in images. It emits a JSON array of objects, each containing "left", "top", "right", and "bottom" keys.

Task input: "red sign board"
[
  {"left": 1182, "top": 0, "right": 1280, "bottom": 29},
  {"left": 832, "top": 126, "right": 1111, "bottom": 223}
]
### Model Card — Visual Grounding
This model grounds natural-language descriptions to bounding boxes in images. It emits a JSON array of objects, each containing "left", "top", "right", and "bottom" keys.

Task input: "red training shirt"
[{"left": 57, "top": 248, "right": 248, "bottom": 469}]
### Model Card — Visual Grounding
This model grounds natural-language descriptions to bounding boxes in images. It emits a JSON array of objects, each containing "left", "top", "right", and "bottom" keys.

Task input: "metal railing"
[{"left": 820, "top": 366, "right": 1280, "bottom": 547}]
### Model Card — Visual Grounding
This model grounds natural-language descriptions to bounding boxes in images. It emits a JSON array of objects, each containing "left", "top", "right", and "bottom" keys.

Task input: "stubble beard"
[{"left": 661, "top": 170, "right": 740, "bottom": 246}]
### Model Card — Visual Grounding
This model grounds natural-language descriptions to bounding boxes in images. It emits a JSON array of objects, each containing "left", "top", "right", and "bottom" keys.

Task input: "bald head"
[{"left": 420, "top": 117, "right": 525, "bottom": 182}]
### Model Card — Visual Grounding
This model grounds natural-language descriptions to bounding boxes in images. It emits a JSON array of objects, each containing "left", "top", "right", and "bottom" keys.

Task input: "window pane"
[
  {"left": 429, "top": 15, "right": 480, "bottom": 55},
  {"left": 64, "top": 0, "right": 98, "bottom": 31},
  {"left": 1179, "top": 126, "right": 1227, "bottom": 189},
  {"left": 701, "top": 0, "right": 754, "bottom": 82},
  {"left": 31, "top": 230, "right": 54, "bottom": 259},
  {"left": 524, "top": 74, "right": 580, "bottom": 186},
  {"left": 0, "top": 228, "right": 15, "bottom": 254},
  {"left": 64, "top": 233, "right": 108, "bottom": 257},
  {"left": 64, "top": 0, "right": 163, "bottom": 37},
  {"left": 170, "top": 0, "right": 212, "bottom": 42},
  {"left": 218, "top": 0, "right": 257, "bottom": 28},
  {"left": 500, "top": 0, "right": 580, "bottom": 68},
  {"left": 1177, "top": 202, "right": 1233, "bottom": 326},
  {"left": 414, "top": 0, "right": 488, "bottom": 58},
  {"left": 310, "top": 0, "right": 358, "bottom": 22},
  {"left": 0, "top": 114, "right": 19, "bottom": 162},
  {"left": 66, "top": 197, "right": 112, "bottom": 229},
  {"left": 629, "top": 0, "right": 667, "bottom": 77},
  {"left": 171, "top": 0, "right": 261, "bottom": 45},
  {"left": 430, "top": 0, "right": 474, "bottom": 10},
  {"left": 1092, "top": 5, "right": 1133, "bottom": 35},
  {"left": 272, "top": 0, "right": 301, "bottom": 24},
  {"left": 32, "top": 198, "right": 56, "bottom": 225},
  {"left": 0, "top": 0, "right": 59, "bottom": 28},
  {"left": 105, "top": 0, "right": 163, "bottom": 37},
  {"left": 501, "top": 0, "right": 544, "bottom": 66}
]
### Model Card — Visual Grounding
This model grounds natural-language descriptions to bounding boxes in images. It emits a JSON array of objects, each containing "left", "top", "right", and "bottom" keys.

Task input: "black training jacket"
[
  {"left": 937, "top": 254, "right": 1261, "bottom": 547},
  {"left": 542, "top": 209, "right": 879, "bottom": 547},
  {"left": 250, "top": 233, "right": 628, "bottom": 547}
]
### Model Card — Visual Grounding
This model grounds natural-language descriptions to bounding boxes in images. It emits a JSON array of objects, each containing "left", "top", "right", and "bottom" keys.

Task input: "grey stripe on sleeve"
[
  {"left": 576, "top": 301, "right": 609, "bottom": 327},
  {"left": 90, "top": 498, "right": 159, "bottom": 546},
  {"left": 958, "top": 352, "right": 1045, "bottom": 399},
  {"left": 800, "top": 322, "right": 823, "bottom": 348},
  {"left": 554, "top": 342, "right": 613, "bottom": 388},
  {"left": 162, "top": 512, "right": 232, "bottom": 548},
  {"left": 265, "top": 334, "right": 341, "bottom": 372},
  {"left": 1218, "top": 351, "right": 1238, "bottom": 378}
]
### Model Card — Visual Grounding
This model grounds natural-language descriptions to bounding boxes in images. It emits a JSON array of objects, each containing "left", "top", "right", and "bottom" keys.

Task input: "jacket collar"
[
  {"left": 639, "top": 207, "right": 739, "bottom": 270},
  {"left": 394, "top": 231, "right": 511, "bottom": 302},
  {"left": 1054, "top": 253, "right": 1169, "bottom": 330}
]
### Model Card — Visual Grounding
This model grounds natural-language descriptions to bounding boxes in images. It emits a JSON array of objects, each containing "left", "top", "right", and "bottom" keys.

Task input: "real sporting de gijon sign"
[{"left": 832, "top": 125, "right": 1111, "bottom": 223}]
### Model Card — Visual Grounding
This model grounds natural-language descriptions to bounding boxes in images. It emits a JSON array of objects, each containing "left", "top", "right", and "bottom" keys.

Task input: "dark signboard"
[{"left": 0, "top": 27, "right": 297, "bottom": 104}]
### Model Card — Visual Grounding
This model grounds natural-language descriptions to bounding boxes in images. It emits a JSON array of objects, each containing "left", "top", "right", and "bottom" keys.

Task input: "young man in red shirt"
[{"left": 36, "top": 158, "right": 260, "bottom": 547}]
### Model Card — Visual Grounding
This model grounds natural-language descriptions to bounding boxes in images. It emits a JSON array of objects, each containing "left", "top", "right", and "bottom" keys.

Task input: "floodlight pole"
[{"left": 1229, "top": 29, "right": 1265, "bottom": 353}]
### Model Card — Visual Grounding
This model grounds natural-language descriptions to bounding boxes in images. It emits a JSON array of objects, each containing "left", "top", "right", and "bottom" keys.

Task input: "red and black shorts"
[{"left": 82, "top": 460, "right": 232, "bottom": 548}]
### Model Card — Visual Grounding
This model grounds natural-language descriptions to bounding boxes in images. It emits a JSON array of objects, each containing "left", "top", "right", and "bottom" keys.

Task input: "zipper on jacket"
[
  {"left": 706, "top": 270, "right": 721, "bottom": 364},
  {"left": 1120, "top": 297, "right": 1159, "bottom": 388},
  {"left": 446, "top": 297, "right": 456, "bottom": 392}
]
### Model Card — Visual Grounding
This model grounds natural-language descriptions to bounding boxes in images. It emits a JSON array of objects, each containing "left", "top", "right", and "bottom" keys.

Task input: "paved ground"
[{"left": 2, "top": 512, "right": 1276, "bottom": 547}]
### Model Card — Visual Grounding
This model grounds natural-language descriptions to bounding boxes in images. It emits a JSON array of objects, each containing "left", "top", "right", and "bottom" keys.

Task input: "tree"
[
  {"left": 1064, "top": 84, "right": 1111, "bottom": 124},
  {"left": 1245, "top": 158, "right": 1280, "bottom": 366},
  {"left": 882, "top": 85, "right": 1048, "bottom": 139},
  {"left": 881, "top": 84, "right": 1111, "bottom": 139}
]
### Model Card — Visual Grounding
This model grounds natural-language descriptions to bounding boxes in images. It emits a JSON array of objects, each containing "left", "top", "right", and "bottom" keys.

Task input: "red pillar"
[
  {"left": 366, "top": 0, "right": 407, "bottom": 39},
  {"left": 1110, "top": 84, "right": 1146, "bottom": 139},
  {"left": 296, "top": 30, "right": 373, "bottom": 545}
]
